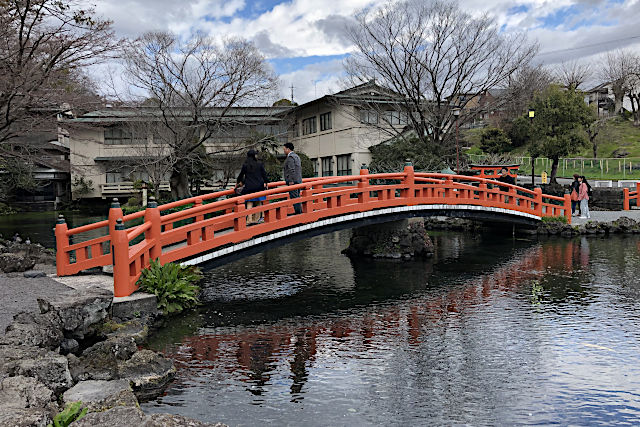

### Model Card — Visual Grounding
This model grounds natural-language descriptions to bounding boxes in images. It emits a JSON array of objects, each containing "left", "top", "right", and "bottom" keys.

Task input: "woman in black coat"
[{"left": 236, "top": 149, "right": 268, "bottom": 224}]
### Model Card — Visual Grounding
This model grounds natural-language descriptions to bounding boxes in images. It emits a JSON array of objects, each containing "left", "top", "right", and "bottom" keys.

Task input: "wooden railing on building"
[{"left": 56, "top": 164, "right": 571, "bottom": 297}]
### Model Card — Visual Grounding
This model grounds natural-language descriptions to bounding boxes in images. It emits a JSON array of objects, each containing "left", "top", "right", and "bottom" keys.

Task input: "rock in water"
[{"left": 343, "top": 219, "right": 433, "bottom": 259}]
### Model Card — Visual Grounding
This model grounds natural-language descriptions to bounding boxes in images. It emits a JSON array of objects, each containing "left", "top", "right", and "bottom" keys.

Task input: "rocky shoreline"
[
  {"left": 0, "top": 277, "right": 222, "bottom": 426},
  {"left": 422, "top": 216, "right": 640, "bottom": 237}
]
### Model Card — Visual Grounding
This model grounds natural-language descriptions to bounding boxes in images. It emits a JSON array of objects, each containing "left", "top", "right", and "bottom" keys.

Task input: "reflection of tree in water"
[{"left": 151, "top": 234, "right": 617, "bottom": 401}]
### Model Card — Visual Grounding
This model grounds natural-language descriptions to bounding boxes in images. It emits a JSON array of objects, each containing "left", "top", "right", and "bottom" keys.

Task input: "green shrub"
[
  {"left": 48, "top": 401, "right": 87, "bottom": 427},
  {"left": 137, "top": 260, "right": 202, "bottom": 315}
]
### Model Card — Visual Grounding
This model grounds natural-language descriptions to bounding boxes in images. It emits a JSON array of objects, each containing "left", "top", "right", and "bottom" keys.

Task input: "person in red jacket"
[{"left": 578, "top": 175, "right": 591, "bottom": 219}]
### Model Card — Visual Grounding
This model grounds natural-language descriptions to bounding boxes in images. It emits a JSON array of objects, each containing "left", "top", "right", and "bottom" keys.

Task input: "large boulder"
[
  {"left": 72, "top": 406, "right": 223, "bottom": 427},
  {"left": 72, "top": 406, "right": 147, "bottom": 426},
  {"left": 0, "top": 252, "right": 35, "bottom": 273},
  {"left": 117, "top": 350, "right": 176, "bottom": 401},
  {"left": 1, "top": 311, "right": 63, "bottom": 350},
  {"left": 0, "top": 375, "right": 55, "bottom": 408},
  {"left": 63, "top": 379, "right": 138, "bottom": 413},
  {"left": 0, "top": 345, "right": 72, "bottom": 394},
  {"left": 68, "top": 336, "right": 137, "bottom": 382},
  {"left": 37, "top": 287, "right": 112, "bottom": 340}
]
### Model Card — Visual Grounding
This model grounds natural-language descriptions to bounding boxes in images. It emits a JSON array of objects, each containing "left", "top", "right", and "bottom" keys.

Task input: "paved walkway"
[
  {"left": 571, "top": 209, "right": 640, "bottom": 226},
  {"left": 0, "top": 264, "right": 73, "bottom": 334}
]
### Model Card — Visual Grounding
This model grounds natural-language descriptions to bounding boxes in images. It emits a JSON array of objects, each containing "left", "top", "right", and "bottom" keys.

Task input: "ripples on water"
[{"left": 143, "top": 230, "right": 640, "bottom": 426}]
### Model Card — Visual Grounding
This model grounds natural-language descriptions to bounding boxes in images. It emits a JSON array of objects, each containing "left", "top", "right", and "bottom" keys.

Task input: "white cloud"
[{"left": 279, "top": 59, "right": 346, "bottom": 104}]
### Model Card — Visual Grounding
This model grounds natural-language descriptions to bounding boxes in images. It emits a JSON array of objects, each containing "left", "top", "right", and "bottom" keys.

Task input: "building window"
[
  {"left": 321, "top": 157, "right": 333, "bottom": 176},
  {"left": 360, "top": 110, "right": 378, "bottom": 124},
  {"left": 320, "top": 112, "right": 332, "bottom": 131},
  {"left": 311, "top": 158, "right": 318, "bottom": 177},
  {"left": 302, "top": 117, "right": 317, "bottom": 135},
  {"left": 104, "top": 127, "right": 146, "bottom": 145},
  {"left": 382, "top": 110, "right": 408, "bottom": 125},
  {"left": 336, "top": 154, "right": 351, "bottom": 176}
]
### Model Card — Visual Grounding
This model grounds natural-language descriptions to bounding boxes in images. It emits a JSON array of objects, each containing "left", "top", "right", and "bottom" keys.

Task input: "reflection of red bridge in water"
[
  {"left": 165, "top": 239, "right": 590, "bottom": 396},
  {"left": 55, "top": 164, "right": 572, "bottom": 297}
]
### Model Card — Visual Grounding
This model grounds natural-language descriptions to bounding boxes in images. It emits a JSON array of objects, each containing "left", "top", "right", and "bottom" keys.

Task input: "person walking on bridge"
[
  {"left": 283, "top": 142, "right": 302, "bottom": 215},
  {"left": 236, "top": 149, "right": 268, "bottom": 225}
]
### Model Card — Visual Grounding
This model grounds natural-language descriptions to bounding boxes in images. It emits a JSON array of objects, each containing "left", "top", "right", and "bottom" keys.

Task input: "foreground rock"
[
  {"left": 37, "top": 286, "right": 112, "bottom": 340},
  {"left": 0, "top": 345, "right": 73, "bottom": 393},
  {"left": 0, "top": 376, "right": 58, "bottom": 427},
  {"left": 343, "top": 219, "right": 434, "bottom": 259},
  {"left": 63, "top": 379, "right": 138, "bottom": 412},
  {"left": 73, "top": 406, "right": 224, "bottom": 427}
]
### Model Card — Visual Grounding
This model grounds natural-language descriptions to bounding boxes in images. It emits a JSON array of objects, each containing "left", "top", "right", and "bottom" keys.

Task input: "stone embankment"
[
  {"left": 0, "top": 283, "right": 223, "bottom": 426},
  {"left": 534, "top": 216, "right": 640, "bottom": 237}
]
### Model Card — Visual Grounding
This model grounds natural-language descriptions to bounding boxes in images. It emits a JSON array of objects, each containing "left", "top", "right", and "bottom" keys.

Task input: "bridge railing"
[
  {"left": 55, "top": 165, "right": 571, "bottom": 297},
  {"left": 623, "top": 182, "right": 640, "bottom": 210}
]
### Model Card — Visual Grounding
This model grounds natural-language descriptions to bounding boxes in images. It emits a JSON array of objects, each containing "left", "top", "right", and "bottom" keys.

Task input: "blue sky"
[{"left": 93, "top": 0, "right": 640, "bottom": 103}]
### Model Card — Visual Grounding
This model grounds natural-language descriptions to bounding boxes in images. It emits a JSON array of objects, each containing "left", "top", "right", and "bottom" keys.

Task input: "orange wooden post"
[
  {"left": 358, "top": 164, "right": 370, "bottom": 205},
  {"left": 478, "top": 183, "right": 487, "bottom": 202},
  {"left": 112, "top": 218, "right": 135, "bottom": 297},
  {"left": 533, "top": 188, "right": 543, "bottom": 216},
  {"left": 301, "top": 184, "right": 312, "bottom": 214},
  {"left": 563, "top": 193, "right": 572, "bottom": 224},
  {"left": 234, "top": 199, "right": 246, "bottom": 231},
  {"left": 188, "top": 197, "right": 203, "bottom": 245},
  {"left": 108, "top": 198, "right": 124, "bottom": 237},
  {"left": 637, "top": 182, "right": 640, "bottom": 207},
  {"left": 403, "top": 160, "right": 415, "bottom": 201},
  {"left": 144, "top": 197, "right": 162, "bottom": 260},
  {"left": 623, "top": 188, "right": 630, "bottom": 210},
  {"left": 54, "top": 214, "right": 69, "bottom": 276}
]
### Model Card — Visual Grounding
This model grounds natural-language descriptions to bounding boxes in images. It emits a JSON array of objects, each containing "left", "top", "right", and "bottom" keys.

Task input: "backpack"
[{"left": 587, "top": 183, "right": 593, "bottom": 198}]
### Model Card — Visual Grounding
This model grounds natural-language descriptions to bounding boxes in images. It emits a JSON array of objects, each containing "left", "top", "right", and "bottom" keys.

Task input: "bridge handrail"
[{"left": 55, "top": 165, "right": 572, "bottom": 297}]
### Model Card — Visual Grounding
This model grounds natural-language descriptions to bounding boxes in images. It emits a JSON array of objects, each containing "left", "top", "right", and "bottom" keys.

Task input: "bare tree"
[
  {"left": 599, "top": 50, "right": 637, "bottom": 115},
  {"left": 555, "top": 61, "right": 591, "bottom": 90},
  {"left": 503, "top": 65, "right": 554, "bottom": 121},
  {"left": 118, "top": 32, "right": 279, "bottom": 199},
  {"left": 626, "top": 58, "right": 640, "bottom": 126},
  {"left": 0, "top": 0, "right": 118, "bottom": 154},
  {"left": 344, "top": 0, "right": 537, "bottom": 162}
]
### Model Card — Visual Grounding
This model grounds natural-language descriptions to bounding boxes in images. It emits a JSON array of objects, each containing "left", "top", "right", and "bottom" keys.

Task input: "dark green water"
[
  {"left": 0, "top": 211, "right": 106, "bottom": 248},
  {"left": 140, "top": 230, "right": 640, "bottom": 426}
]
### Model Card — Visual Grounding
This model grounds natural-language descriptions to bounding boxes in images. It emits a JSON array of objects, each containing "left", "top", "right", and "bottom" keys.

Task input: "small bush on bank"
[
  {"left": 137, "top": 260, "right": 202, "bottom": 315},
  {"left": 541, "top": 215, "right": 568, "bottom": 224}
]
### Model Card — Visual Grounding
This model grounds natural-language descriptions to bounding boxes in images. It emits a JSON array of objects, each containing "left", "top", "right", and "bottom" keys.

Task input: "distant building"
[
  {"left": 288, "top": 81, "right": 409, "bottom": 176},
  {"left": 62, "top": 107, "right": 291, "bottom": 199},
  {"left": 584, "top": 82, "right": 632, "bottom": 116}
]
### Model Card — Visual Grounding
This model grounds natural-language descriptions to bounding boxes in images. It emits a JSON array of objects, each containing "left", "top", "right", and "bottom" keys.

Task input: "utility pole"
[{"left": 290, "top": 83, "right": 295, "bottom": 104}]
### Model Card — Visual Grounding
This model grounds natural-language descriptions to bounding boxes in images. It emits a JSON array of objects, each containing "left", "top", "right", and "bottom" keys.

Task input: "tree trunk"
[
  {"left": 592, "top": 139, "right": 597, "bottom": 158},
  {"left": 549, "top": 156, "right": 559, "bottom": 184},
  {"left": 170, "top": 167, "right": 191, "bottom": 200}
]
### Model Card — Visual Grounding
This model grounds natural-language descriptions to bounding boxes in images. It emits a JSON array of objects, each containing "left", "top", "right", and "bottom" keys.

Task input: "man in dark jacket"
[{"left": 283, "top": 142, "right": 302, "bottom": 214}]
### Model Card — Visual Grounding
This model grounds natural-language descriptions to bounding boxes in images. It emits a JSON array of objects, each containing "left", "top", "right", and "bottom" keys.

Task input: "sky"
[{"left": 90, "top": 0, "right": 640, "bottom": 104}]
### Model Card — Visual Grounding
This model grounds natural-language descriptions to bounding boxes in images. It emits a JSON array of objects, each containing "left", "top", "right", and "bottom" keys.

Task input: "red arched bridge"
[{"left": 55, "top": 164, "right": 571, "bottom": 297}]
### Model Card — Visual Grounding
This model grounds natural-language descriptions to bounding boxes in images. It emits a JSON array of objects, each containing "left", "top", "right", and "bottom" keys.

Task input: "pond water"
[
  {"left": 0, "top": 211, "right": 107, "bottom": 248},
  {"left": 141, "top": 229, "right": 640, "bottom": 426}
]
